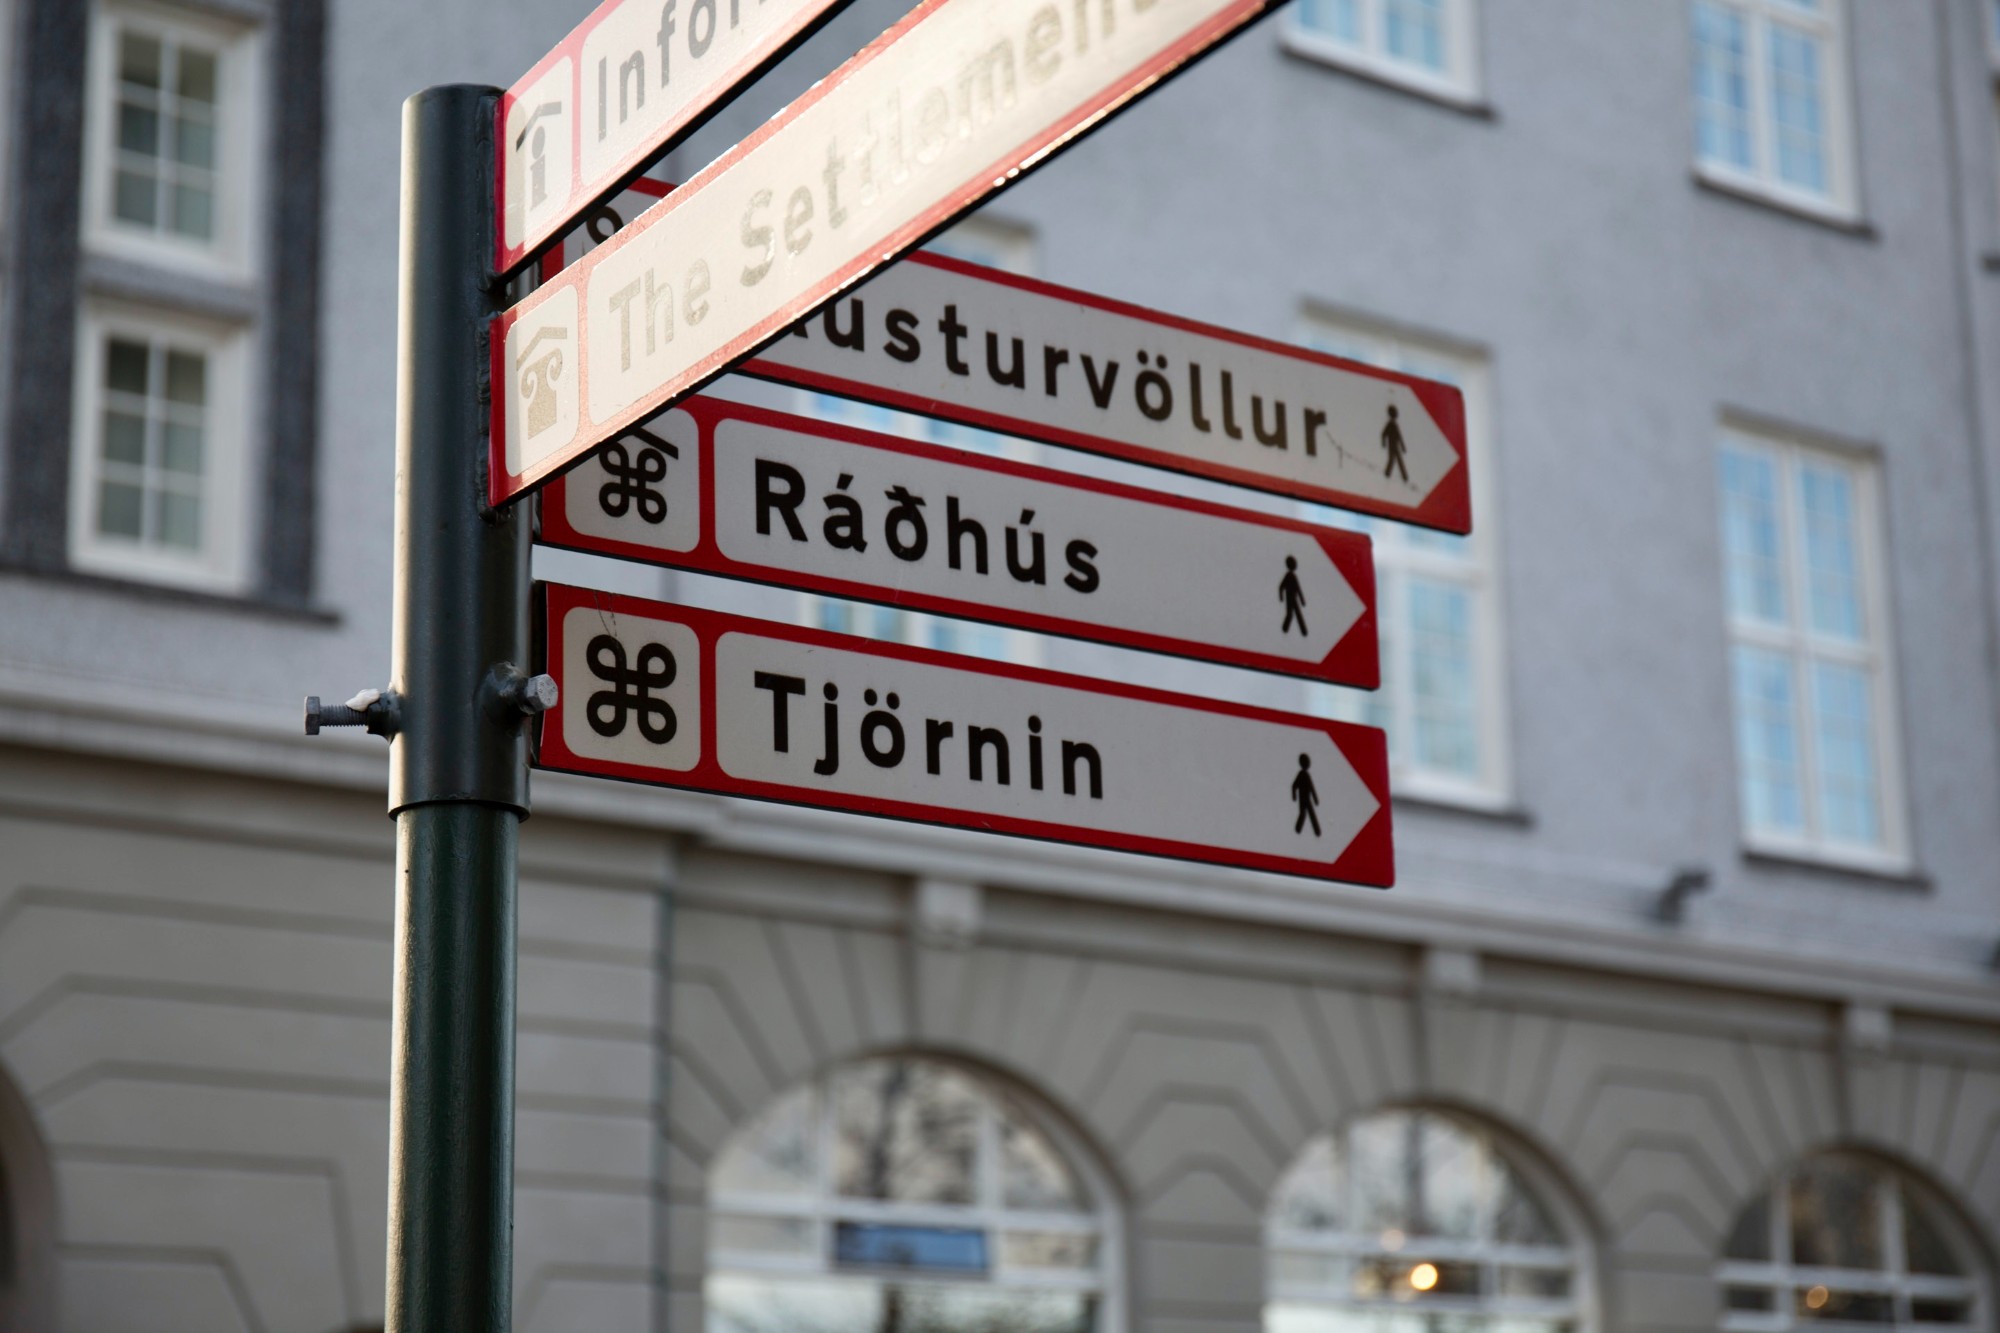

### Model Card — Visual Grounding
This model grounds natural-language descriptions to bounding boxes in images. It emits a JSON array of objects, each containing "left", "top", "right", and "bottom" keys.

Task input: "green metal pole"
[{"left": 386, "top": 83, "right": 532, "bottom": 1333}]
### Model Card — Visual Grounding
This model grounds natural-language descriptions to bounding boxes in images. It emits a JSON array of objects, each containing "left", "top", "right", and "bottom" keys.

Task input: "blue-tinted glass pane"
[
  {"left": 833, "top": 1222, "right": 988, "bottom": 1274},
  {"left": 1721, "top": 448, "right": 1788, "bottom": 625},
  {"left": 1298, "top": 0, "right": 1362, "bottom": 43},
  {"left": 1694, "top": 2, "right": 1755, "bottom": 171},
  {"left": 930, "top": 618, "right": 1009, "bottom": 659},
  {"left": 1769, "top": 26, "right": 1829, "bottom": 195},
  {"left": 1798, "top": 464, "right": 1863, "bottom": 641},
  {"left": 97, "top": 480, "right": 144, "bottom": 538},
  {"left": 1734, "top": 646, "right": 1806, "bottom": 835},
  {"left": 818, "top": 600, "right": 904, "bottom": 642},
  {"left": 1812, "top": 662, "right": 1881, "bottom": 845},
  {"left": 1408, "top": 580, "right": 1478, "bottom": 777},
  {"left": 1384, "top": 0, "right": 1446, "bottom": 71}
]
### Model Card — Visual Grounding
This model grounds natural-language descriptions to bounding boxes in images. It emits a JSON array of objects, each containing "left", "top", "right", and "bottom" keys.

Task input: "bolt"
[{"left": 305, "top": 695, "right": 369, "bottom": 735}]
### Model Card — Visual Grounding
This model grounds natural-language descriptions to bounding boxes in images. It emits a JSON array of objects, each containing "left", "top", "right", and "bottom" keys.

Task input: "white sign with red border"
[
  {"left": 496, "top": 0, "right": 855, "bottom": 275},
  {"left": 491, "top": 0, "right": 1291, "bottom": 504},
  {"left": 537, "top": 583, "right": 1395, "bottom": 885},
  {"left": 540, "top": 395, "right": 1382, "bottom": 685}
]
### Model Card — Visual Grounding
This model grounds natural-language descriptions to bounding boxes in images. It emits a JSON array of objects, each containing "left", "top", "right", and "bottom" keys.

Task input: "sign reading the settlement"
[
  {"left": 746, "top": 253, "right": 1472, "bottom": 533},
  {"left": 492, "top": 0, "right": 1292, "bottom": 504},
  {"left": 496, "top": 0, "right": 855, "bottom": 275},
  {"left": 541, "top": 396, "right": 1382, "bottom": 684},
  {"left": 536, "top": 583, "right": 1395, "bottom": 884}
]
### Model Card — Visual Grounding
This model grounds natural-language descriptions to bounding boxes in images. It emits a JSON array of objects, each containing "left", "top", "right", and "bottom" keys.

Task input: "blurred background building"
[{"left": 3, "top": 0, "right": 2000, "bottom": 1329}]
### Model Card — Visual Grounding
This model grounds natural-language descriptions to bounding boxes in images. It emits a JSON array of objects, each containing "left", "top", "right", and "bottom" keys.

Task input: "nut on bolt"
[{"left": 304, "top": 688, "right": 399, "bottom": 738}]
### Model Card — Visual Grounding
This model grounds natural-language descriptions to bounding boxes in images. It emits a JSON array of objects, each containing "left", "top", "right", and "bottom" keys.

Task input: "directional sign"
[
  {"left": 745, "top": 252, "right": 1472, "bottom": 533},
  {"left": 536, "top": 583, "right": 1395, "bottom": 884},
  {"left": 540, "top": 396, "right": 1381, "bottom": 685},
  {"left": 491, "top": 0, "right": 1293, "bottom": 504},
  {"left": 496, "top": 0, "right": 855, "bottom": 275}
]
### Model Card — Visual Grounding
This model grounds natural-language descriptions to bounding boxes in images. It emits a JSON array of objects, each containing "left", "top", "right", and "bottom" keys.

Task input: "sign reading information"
[
  {"left": 491, "top": 0, "right": 1291, "bottom": 503},
  {"left": 496, "top": 0, "right": 855, "bottom": 274},
  {"left": 536, "top": 583, "right": 1395, "bottom": 885},
  {"left": 540, "top": 396, "right": 1382, "bottom": 685}
]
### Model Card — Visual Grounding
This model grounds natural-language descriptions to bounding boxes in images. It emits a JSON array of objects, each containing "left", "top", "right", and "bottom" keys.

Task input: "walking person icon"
[
  {"left": 1278, "top": 556, "right": 1308, "bottom": 636},
  {"left": 1291, "top": 753, "right": 1321, "bottom": 837},
  {"left": 1381, "top": 405, "right": 1409, "bottom": 483}
]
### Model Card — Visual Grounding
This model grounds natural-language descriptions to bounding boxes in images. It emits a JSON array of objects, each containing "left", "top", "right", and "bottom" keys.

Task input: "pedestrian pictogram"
[
  {"left": 1292, "top": 754, "right": 1321, "bottom": 837},
  {"left": 1280, "top": 557, "right": 1309, "bottom": 637},
  {"left": 1382, "top": 405, "right": 1410, "bottom": 484}
]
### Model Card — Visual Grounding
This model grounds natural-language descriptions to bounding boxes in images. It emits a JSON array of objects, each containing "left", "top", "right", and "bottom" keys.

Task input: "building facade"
[{"left": 3, "top": 0, "right": 2000, "bottom": 1329}]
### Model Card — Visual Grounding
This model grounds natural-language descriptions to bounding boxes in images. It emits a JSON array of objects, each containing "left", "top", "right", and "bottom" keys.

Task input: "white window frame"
[
  {"left": 1265, "top": 1110, "right": 1599, "bottom": 1332},
  {"left": 69, "top": 300, "right": 254, "bottom": 593},
  {"left": 1690, "top": 0, "right": 1861, "bottom": 221},
  {"left": 82, "top": 0, "right": 266, "bottom": 281},
  {"left": 1284, "top": 0, "right": 1484, "bottom": 107},
  {"left": 1296, "top": 312, "right": 1510, "bottom": 811},
  {"left": 707, "top": 1058, "right": 1127, "bottom": 1333},
  {"left": 1718, "top": 426, "right": 1908, "bottom": 872},
  {"left": 797, "top": 217, "right": 1045, "bottom": 665},
  {"left": 1717, "top": 1158, "right": 1986, "bottom": 1333}
]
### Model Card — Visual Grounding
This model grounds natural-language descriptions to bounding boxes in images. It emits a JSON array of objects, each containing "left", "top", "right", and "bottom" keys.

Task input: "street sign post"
[
  {"left": 496, "top": 0, "right": 855, "bottom": 275},
  {"left": 491, "top": 0, "right": 1293, "bottom": 504},
  {"left": 744, "top": 252, "right": 1473, "bottom": 532},
  {"left": 540, "top": 395, "right": 1382, "bottom": 685},
  {"left": 535, "top": 583, "right": 1395, "bottom": 885}
]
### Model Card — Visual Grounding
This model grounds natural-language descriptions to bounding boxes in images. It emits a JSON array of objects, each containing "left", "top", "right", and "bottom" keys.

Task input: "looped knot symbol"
[
  {"left": 598, "top": 427, "right": 677, "bottom": 524},
  {"left": 586, "top": 634, "right": 678, "bottom": 744}
]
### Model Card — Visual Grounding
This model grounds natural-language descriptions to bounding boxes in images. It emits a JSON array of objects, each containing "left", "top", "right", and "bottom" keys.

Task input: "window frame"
[
  {"left": 81, "top": 0, "right": 266, "bottom": 282},
  {"left": 68, "top": 299, "right": 254, "bottom": 593},
  {"left": 1295, "top": 312, "right": 1511, "bottom": 811},
  {"left": 1717, "top": 427, "right": 1908, "bottom": 872},
  {"left": 706, "top": 1057, "right": 1127, "bottom": 1332},
  {"left": 1265, "top": 1108, "right": 1599, "bottom": 1332},
  {"left": 1283, "top": 0, "right": 1485, "bottom": 107},
  {"left": 1690, "top": 0, "right": 1861, "bottom": 222},
  {"left": 1716, "top": 1156, "right": 1987, "bottom": 1333}
]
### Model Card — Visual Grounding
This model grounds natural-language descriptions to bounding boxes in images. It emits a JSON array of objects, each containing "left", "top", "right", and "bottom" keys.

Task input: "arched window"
[
  {"left": 1718, "top": 1152, "right": 1986, "bottom": 1330},
  {"left": 1266, "top": 1108, "right": 1593, "bottom": 1331},
  {"left": 707, "top": 1056, "right": 1118, "bottom": 1332}
]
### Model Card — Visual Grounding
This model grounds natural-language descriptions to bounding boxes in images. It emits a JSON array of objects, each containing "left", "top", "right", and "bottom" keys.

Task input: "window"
[
  {"left": 70, "top": 305, "right": 249, "bottom": 591},
  {"left": 1267, "top": 1109, "right": 1594, "bottom": 1332},
  {"left": 798, "top": 218, "right": 1041, "bottom": 661},
  {"left": 1718, "top": 1154, "right": 1986, "bottom": 1330},
  {"left": 1717, "top": 431, "right": 1904, "bottom": 865},
  {"left": 1691, "top": 0, "right": 1857, "bottom": 216},
  {"left": 1297, "top": 315, "right": 1508, "bottom": 808},
  {"left": 707, "top": 1056, "right": 1118, "bottom": 1332},
  {"left": 84, "top": 2, "right": 261, "bottom": 274},
  {"left": 1286, "top": 0, "right": 1482, "bottom": 103}
]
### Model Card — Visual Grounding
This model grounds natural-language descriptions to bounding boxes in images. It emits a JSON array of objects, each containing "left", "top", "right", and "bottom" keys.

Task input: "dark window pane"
[
  {"left": 161, "top": 421, "right": 202, "bottom": 476},
  {"left": 1000, "top": 1113, "right": 1086, "bottom": 1212},
  {"left": 1499, "top": 1266, "right": 1572, "bottom": 1299},
  {"left": 157, "top": 491, "right": 201, "bottom": 550},
  {"left": 1494, "top": 1161, "right": 1562, "bottom": 1246},
  {"left": 113, "top": 169, "right": 157, "bottom": 226},
  {"left": 833, "top": 1221, "right": 987, "bottom": 1274},
  {"left": 173, "top": 115, "right": 215, "bottom": 169},
  {"left": 105, "top": 340, "right": 149, "bottom": 394},
  {"left": 119, "top": 32, "right": 162, "bottom": 88},
  {"left": 177, "top": 47, "right": 218, "bottom": 104},
  {"left": 171, "top": 182, "right": 214, "bottom": 240},
  {"left": 1724, "top": 1192, "right": 1773, "bottom": 1261},
  {"left": 1911, "top": 1297, "right": 1975, "bottom": 1324},
  {"left": 886, "top": 1285, "right": 1094, "bottom": 1333},
  {"left": 1790, "top": 1159, "right": 1883, "bottom": 1270},
  {"left": 1902, "top": 1185, "right": 1967, "bottom": 1276},
  {"left": 165, "top": 351, "right": 206, "bottom": 406},
  {"left": 1798, "top": 1286, "right": 1894, "bottom": 1323},
  {"left": 1271, "top": 1136, "right": 1344, "bottom": 1233},
  {"left": 1351, "top": 1256, "right": 1480, "bottom": 1299},
  {"left": 1726, "top": 1285, "right": 1777, "bottom": 1312},
  {"left": 118, "top": 102, "right": 160, "bottom": 155},
  {"left": 97, "top": 481, "right": 143, "bottom": 538},
  {"left": 102, "top": 410, "right": 146, "bottom": 465}
]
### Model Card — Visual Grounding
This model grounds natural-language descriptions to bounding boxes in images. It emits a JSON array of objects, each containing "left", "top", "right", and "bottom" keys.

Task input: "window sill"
[
  {"left": 0, "top": 560, "right": 338, "bottom": 624},
  {"left": 1279, "top": 30, "right": 1495, "bottom": 121},
  {"left": 83, "top": 252, "right": 259, "bottom": 325},
  {"left": 1692, "top": 171, "right": 1876, "bottom": 240},
  {"left": 1392, "top": 787, "right": 1532, "bottom": 828},
  {"left": 1740, "top": 844, "right": 1928, "bottom": 892}
]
